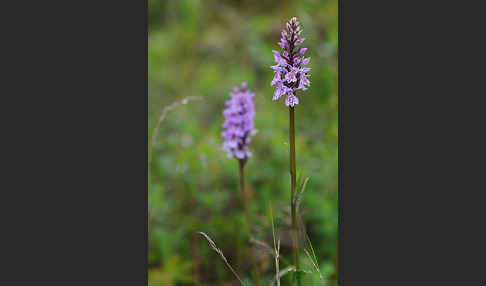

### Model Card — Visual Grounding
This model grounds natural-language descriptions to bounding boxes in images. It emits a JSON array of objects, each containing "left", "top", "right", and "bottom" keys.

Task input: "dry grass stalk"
[
  {"left": 150, "top": 96, "right": 202, "bottom": 148},
  {"left": 198, "top": 232, "right": 246, "bottom": 286}
]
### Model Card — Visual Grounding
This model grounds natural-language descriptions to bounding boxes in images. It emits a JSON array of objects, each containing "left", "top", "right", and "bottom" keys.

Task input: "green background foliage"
[{"left": 149, "top": 0, "right": 337, "bottom": 285}]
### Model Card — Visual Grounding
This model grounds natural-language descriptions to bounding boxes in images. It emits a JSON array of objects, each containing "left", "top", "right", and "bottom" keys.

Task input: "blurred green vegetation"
[{"left": 149, "top": 0, "right": 337, "bottom": 285}]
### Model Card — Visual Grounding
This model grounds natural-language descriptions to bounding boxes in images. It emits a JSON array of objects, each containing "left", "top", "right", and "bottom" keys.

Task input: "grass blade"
[{"left": 198, "top": 232, "right": 246, "bottom": 286}]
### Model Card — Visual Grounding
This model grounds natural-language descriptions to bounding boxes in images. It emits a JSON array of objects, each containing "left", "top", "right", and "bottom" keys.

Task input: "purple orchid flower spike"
[
  {"left": 221, "top": 82, "right": 257, "bottom": 163},
  {"left": 270, "top": 17, "right": 310, "bottom": 107}
]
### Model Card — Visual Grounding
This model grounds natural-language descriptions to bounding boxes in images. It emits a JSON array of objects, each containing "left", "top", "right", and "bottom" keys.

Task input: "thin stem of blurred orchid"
[
  {"left": 238, "top": 159, "right": 262, "bottom": 286},
  {"left": 238, "top": 159, "right": 250, "bottom": 232}
]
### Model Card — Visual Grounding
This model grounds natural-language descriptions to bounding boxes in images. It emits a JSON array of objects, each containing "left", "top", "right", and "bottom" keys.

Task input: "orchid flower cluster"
[
  {"left": 221, "top": 82, "right": 257, "bottom": 161},
  {"left": 271, "top": 17, "right": 311, "bottom": 107}
]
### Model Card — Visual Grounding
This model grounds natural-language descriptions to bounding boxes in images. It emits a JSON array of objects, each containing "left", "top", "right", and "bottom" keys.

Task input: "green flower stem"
[
  {"left": 238, "top": 159, "right": 261, "bottom": 286},
  {"left": 289, "top": 106, "right": 301, "bottom": 285},
  {"left": 239, "top": 160, "right": 250, "bottom": 230}
]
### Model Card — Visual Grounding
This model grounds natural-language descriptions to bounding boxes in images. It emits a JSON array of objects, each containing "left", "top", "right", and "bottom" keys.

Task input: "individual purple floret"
[
  {"left": 221, "top": 82, "right": 257, "bottom": 162},
  {"left": 271, "top": 17, "right": 311, "bottom": 107}
]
